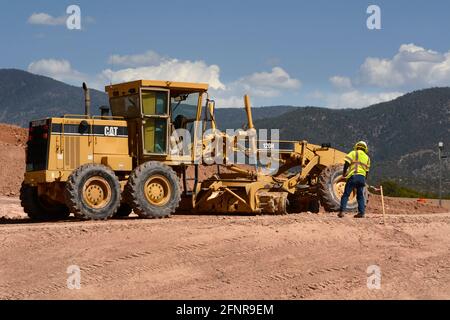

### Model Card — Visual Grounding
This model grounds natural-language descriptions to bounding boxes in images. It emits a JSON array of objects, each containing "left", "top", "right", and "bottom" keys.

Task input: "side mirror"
[{"left": 174, "top": 94, "right": 188, "bottom": 102}]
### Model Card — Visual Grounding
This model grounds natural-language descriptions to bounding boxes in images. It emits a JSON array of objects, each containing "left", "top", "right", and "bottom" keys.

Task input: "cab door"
[{"left": 140, "top": 89, "right": 170, "bottom": 155}]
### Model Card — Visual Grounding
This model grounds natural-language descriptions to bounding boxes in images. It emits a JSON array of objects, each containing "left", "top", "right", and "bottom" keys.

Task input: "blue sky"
[{"left": 1, "top": 0, "right": 450, "bottom": 108}]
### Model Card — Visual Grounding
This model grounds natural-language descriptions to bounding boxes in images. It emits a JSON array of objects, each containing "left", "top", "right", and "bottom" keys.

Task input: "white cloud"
[
  {"left": 27, "top": 12, "right": 94, "bottom": 28},
  {"left": 108, "top": 51, "right": 163, "bottom": 67},
  {"left": 27, "top": 13, "right": 66, "bottom": 26},
  {"left": 329, "top": 76, "right": 353, "bottom": 90},
  {"left": 212, "top": 67, "right": 301, "bottom": 107},
  {"left": 27, "top": 54, "right": 227, "bottom": 91},
  {"left": 358, "top": 43, "right": 450, "bottom": 88},
  {"left": 320, "top": 90, "right": 403, "bottom": 109},
  {"left": 102, "top": 59, "right": 225, "bottom": 90},
  {"left": 28, "top": 59, "right": 86, "bottom": 83},
  {"left": 241, "top": 67, "right": 301, "bottom": 91},
  {"left": 27, "top": 53, "right": 403, "bottom": 110},
  {"left": 27, "top": 52, "right": 302, "bottom": 108},
  {"left": 102, "top": 53, "right": 301, "bottom": 107},
  {"left": 213, "top": 96, "right": 245, "bottom": 109},
  {"left": 315, "top": 69, "right": 402, "bottom": 108},
  {"left": 320, "top": 43, "right": 450, "bottom": 108}
]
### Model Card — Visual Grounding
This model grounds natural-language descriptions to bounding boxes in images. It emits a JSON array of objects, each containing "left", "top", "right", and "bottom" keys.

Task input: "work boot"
[
  {"left": 354, "top": 213, "right": 365, "bottom": 218},
  {"left": 338, "top": 211, "right": 345, "bottom": 218}
]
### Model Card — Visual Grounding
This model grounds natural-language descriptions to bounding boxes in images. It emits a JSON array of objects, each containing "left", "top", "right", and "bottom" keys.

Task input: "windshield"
[{"left": 171, "top": 93, "right": 199, "bottom": 120}]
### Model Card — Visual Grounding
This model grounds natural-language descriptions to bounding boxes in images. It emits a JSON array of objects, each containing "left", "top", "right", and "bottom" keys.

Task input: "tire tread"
[
  {"left": 65, "top": 163, "right": 121, "bottom": 220},
  {"left": 124, "top": 162, "right": 181, "bottom": 218}
]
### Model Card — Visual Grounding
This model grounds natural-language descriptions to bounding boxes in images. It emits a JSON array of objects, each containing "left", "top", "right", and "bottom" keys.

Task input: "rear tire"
[
  {"left": 318, "top": 164, "right": 368, "bottom": 212},
  {"left": 125, "top": 162, "right": 181, "bottom": 218},
  {"left": 65, "top": 164, "right": 121, "bottom": 220},
  {"left": 20, "top": 183, "right": 70, "bottom": 221}
]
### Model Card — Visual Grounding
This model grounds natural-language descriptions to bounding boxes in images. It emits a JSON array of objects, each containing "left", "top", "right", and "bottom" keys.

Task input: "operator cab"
[{"left": 105, "top": 80, "right": 209, "bottom": 158}]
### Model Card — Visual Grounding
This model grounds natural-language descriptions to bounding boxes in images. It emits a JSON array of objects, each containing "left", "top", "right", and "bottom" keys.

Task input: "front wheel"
[
  {"left": 317, "top": 164, "right": 368, "bottom": 212},
  {"left": 124, "top": 162, "right": 181, "bottom": 218}
]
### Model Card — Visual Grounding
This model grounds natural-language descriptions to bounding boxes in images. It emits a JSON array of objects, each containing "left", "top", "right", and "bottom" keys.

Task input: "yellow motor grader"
[{"left": 20, "top": 80, "right": 365, "bottom": 220}]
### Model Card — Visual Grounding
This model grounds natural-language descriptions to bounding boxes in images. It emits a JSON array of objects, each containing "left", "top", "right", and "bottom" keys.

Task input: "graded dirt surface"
[
  {"left": 1, "top": 123, "right": 449, "bottom": 299},
  {"left": 1, "top": 195, "right": 449, "bottom": 300}
]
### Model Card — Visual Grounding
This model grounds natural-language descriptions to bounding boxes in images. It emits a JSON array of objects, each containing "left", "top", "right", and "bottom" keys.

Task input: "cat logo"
[{"left": 104, "top": 126, "right": 118, "bottom": 136}]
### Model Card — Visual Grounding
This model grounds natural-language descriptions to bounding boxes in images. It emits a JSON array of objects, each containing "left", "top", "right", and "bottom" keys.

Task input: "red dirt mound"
[
  {"left": 367, "top": 194, "right": 447, "bottom": 214},
  {"left": 0, "top": 124, "right": 27, "bottom": 196}
]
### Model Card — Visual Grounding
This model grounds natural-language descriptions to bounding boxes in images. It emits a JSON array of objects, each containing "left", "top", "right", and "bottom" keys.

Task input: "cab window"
[
  {"left": 143, "top": 118, "right": 167, "bottom": 154},
  {"left": 141, "top": 89, "right": 169, "bottom": 155},
  {"left": 142, "top": 91, "right": 167, "bottom": 115},
  {"left": 110, "top": 94, "right": 140, "bottom": 118}
]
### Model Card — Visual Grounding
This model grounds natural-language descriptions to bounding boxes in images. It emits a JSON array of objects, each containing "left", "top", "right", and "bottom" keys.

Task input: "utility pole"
[{"left": 438, "top": 142, "right": 444, "bottom": 207}]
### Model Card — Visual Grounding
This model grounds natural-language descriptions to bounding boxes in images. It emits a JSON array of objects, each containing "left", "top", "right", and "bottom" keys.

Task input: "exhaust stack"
[{"left": 82, "top": 82, "right": 91, "bottom": 117}]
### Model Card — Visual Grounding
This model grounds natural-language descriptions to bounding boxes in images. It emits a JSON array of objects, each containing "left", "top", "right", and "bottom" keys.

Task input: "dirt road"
[
  {"left": 1, "top": 123, "right": 448, "bottom": 300},
  {"left": 1, "top": 197, "right": 449, "bottom": 300}
]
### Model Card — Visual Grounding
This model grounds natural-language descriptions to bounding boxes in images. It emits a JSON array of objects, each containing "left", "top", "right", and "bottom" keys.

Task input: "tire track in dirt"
[
  {"left": 0, "top": 215, "right": 416, "bottom": 299},
  {"left": 0, "top": 216, "right": 316, "bottom": 251},
  {"left": 191, "top": 247, "right": 371, "bottom": 298},
  {"left": 0, "top": 233, "right": 252, "bottom": 299},
  {"left": 1, "top": 229, "right": 317, "bottom": 299},
  {"left": 264, "top": 260, "right": 371, "bottom": 298},
  {"left": 2, "top": 210, "right": 449, "bottom": 299},
  {"left": 348, "top": 250, "right": 450, "bottom": 299},
  {"left": 0, "top": 216, "right": 227, "bottom": 250},
  {"left": 249, "top": 249, "right": 366, "bottom": 297}
]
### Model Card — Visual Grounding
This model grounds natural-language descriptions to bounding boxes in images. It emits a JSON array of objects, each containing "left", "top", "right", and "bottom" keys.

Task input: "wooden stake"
[{"left": 380, "top": 185, "right": 386, "bottom": 225}]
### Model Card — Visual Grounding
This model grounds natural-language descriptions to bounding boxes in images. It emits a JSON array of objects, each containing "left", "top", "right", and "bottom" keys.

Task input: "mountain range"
[
  {"left": 0, "top": 69, "right": 448, "bottom": 194},
  {"left": 255, "top": 90, "right": 450, "bottom": 192},
  {"left": 0, "top": 69, "right": 108, "bottom": 125}
]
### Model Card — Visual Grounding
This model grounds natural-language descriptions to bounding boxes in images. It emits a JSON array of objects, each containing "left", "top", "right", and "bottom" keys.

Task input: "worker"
[{"left": 338, "top": 141, "right": 371, "bottom": 218}]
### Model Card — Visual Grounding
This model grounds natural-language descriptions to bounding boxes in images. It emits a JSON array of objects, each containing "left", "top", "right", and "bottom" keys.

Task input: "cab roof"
[{"left": 105, "top": 80, "right": 209, "bottom": 98}]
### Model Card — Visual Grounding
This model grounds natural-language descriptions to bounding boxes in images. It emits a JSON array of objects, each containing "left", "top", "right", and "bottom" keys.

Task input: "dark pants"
[{"left": 340, "top": 174, "right": 366, "bottom": 215}]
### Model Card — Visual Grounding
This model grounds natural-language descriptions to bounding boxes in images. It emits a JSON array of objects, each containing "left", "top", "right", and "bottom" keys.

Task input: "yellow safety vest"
[{"left": 344, "top": 150, "right": 370, "bottom": 179}]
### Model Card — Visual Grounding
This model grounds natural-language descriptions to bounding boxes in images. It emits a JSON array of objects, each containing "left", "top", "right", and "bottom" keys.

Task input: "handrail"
[
  {"left": 92, "top": 115, "right": 125, "bottom": 120},
  {"left": 62, "top": 114, "right": 126, "bottom": 120},
  {"left": 256, "top": 139, "right": 306, "bottom": 144},
  {"left": 63, "top": 114, "right": 91, "bottom": 119}
]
